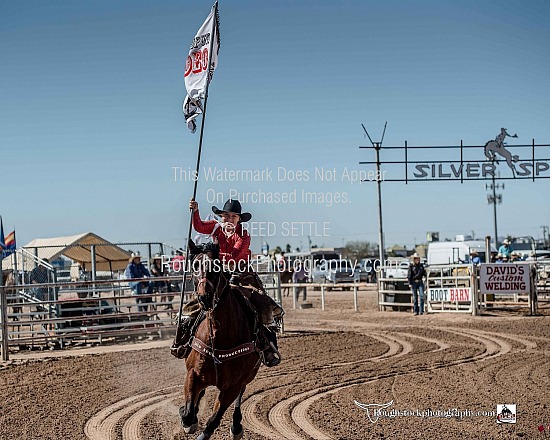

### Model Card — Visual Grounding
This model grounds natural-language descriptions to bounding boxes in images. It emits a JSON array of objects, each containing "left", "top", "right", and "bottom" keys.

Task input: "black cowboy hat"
[{"left": 212, "top": 199, "right": 251, "bottom": 222}]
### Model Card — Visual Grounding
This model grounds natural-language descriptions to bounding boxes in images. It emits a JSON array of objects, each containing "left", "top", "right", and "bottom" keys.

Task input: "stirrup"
[
  {"left": 261, "top": 342, "right": 281, "bottom": 367},
  {"left": 170, "top": 317, "right": 193, "bottom": 359}
]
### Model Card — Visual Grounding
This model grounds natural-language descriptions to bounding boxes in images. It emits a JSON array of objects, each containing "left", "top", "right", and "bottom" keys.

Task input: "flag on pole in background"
[
  {"left": 0, "top": 217, "right": 16, "bottom": 259},
  {"left": 4, "top": 230, "right": 16, "bottom": 254},
  {"left": 183, "top": 2, "right": 220, "bottom": 133},
  {"left": 0, "top": 217, "right": 5, "bottom": 260}
]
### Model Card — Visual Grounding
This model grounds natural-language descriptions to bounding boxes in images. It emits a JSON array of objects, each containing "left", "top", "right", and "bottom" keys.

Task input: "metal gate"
[{"left": 426, "top": 264, "right": 478, "bottom": 315}]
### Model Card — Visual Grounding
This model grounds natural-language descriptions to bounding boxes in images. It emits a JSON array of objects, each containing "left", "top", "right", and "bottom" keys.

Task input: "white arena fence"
[
  {"left": 0, "top": 271, "right": 282, "bottom": 361},
  {"left": 279, "top": 281, "right": 372, "bottom": 312}
]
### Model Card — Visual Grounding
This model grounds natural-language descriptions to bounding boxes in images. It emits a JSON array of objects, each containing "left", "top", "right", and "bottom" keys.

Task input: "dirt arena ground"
[{"left": 2, "top": 287, "right": 550, "bottom": 440}]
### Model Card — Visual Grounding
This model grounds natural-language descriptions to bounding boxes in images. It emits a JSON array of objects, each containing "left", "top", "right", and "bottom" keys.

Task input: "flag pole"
[{"left": 175, "top": 1, "right": 219, "bottom": 332}]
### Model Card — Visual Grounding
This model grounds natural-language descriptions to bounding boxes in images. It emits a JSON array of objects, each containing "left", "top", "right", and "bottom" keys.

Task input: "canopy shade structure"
[{"left": 10, "top": 232, "right": 132, "bottom": 272}]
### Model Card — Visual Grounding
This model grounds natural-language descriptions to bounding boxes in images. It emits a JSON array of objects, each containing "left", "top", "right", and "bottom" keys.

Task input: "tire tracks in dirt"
[
  {"left": 84, "top": 387, "right": 180, "bottom": 440},
  {"left": 83, "top": 323, "right": 537, "bottom": 440},
  {"left": 251, "top": 324, "right": 522, "bottom": 440}
]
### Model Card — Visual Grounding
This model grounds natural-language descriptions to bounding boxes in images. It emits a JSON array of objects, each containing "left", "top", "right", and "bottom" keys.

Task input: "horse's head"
[{"left": 188, "top": 240, "right": 225, "bottom": 310}]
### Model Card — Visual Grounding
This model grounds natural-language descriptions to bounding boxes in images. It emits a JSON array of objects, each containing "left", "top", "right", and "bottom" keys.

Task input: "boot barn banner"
[{"left": 479, "top": 263, "right": 531, "bottom": 295}]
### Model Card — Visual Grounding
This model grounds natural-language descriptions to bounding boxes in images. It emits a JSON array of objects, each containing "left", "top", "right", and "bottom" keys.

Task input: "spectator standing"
[
  {"left": 498, "top": 240, "right": 512, "bottom": 259},
  {"left": 292, "top": 261, "right": 308, "bottom": 302},
  {"left": 126, "top": 253, "right": 153, "bottom": 314},
  {"left": 278, "top": 252, "right": 286, "bottom": 272},
  {"left": 30, "top": 259, "right": 51, "bottom": 301},
  {"left": 150, "top": 253, "right": 173, "bottom": 309},
  {"left": 407, "top": 253, "right": 426, "bottom": 316},
  {"left": 171, "top": 249, "right": 186, "bottom": 273}
]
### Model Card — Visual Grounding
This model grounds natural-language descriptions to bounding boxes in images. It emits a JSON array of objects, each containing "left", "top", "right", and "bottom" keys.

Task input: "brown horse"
[{"left": 180, "top": 242, "right": 261, "bottom": 440}]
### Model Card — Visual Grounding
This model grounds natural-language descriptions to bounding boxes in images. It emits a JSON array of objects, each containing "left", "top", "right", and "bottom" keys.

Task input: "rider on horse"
[
  {"left": 495, "top": 128, "right": 516, "bottom": 147},
  {"left": 171, "top": 198, "right": 283, "bottom": 367}
]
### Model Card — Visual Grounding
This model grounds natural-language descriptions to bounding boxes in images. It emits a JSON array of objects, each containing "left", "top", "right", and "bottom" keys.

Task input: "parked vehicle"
[
  {"left": 384, "top": 258, "right": 409, "bottom": 278},
  {"left": 311, "top": 259, "right": 358, "bottom": 290},
  {"left": 356, "top": 258, "right": 377, "bottom": 283},
  {"left": 383, "top": 258, "right": 410, "bottom": 290},
  {"left": 427, "top": 239, "right": 496, "bottom": 265}
]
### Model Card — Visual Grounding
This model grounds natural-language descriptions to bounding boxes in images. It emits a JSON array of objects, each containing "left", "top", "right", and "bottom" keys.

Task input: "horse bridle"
[{"left": 193, "top": 254, "right": 227, "bottom": 311}]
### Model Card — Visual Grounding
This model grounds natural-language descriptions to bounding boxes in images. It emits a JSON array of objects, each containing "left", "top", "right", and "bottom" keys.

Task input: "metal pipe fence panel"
[
  {"left": 426, "top": 264, "right": 476, "bottom": 314},
  {"left": 0, "top": 271, "right": 281, "bottom": 355},
  {"left": 377, "top": 265, "right": 411, "bottom": 312}
]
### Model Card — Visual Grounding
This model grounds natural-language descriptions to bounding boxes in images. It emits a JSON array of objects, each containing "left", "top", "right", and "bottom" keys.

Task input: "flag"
[
  {"left": 183, "top": 2, "right": 220, "bottom": 132},
  {"left": 0, "top": 217, "right": 5, "bottom": 260},
  {"left": 4, "top": 230, "right": 16, "bottom": 253},
  {"left": 0, "top": 216, "right": 4, "bottom": 251},
  {"left": 0, "top": 217, "right": 16, "bottom": 259}
]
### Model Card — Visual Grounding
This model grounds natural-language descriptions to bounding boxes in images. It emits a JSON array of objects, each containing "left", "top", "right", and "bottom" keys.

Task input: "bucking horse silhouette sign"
[{"left": 484, "top": 128, "right": 519, "bottom": 175}]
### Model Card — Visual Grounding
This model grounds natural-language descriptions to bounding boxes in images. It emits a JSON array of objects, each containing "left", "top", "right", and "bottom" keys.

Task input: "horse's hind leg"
[
  {"left": 196, "top": 385, "right": 242, "bottom": 440},
  {"left": 230, "top": 387, "right": 246, "bottom": 440}
]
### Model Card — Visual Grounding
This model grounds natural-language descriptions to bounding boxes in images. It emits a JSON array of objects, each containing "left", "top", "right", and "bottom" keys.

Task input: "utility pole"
[
  {"left": 486, "top": 171, "right": 503, "bottom": 248},
  {"left": 541, "top": 226, "right": 549, "bottom": 249},
  {"left": 361, "top": 122, "right": 387, "bottom": 266}
]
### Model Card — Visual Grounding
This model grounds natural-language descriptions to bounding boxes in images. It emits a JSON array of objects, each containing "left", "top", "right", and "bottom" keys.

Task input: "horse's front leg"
[
  {"left": 196, "top": 385, "right": 242, "bottom": 440},
  {"left": 180, "top": 370, "right": 204, "bottom": 434},
  {"left": 230, "top": 386, "right": 246, "bottom": 440}
]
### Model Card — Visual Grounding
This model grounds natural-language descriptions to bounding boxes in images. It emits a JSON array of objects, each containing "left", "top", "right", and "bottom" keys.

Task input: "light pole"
[
  {"left": 541, "top": 226, "right": 549, "bottom": 249},
  {"left": 486, "top": 171, "right": 503, "bottom": 248}
]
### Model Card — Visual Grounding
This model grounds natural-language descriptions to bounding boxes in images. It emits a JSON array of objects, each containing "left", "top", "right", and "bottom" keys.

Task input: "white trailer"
[{"left": 427, "top": 240, "right": 497, "bottom": 265}]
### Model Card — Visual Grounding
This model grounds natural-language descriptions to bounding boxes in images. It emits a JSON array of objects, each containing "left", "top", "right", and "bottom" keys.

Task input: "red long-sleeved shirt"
[{"left": 192, "top": 211, "right": 251, "bottom": 263}]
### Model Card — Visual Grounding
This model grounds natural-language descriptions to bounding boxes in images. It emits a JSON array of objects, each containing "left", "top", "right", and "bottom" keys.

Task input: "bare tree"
[{"left": 342, "top": 241, "right": 376, "bottom": 260}]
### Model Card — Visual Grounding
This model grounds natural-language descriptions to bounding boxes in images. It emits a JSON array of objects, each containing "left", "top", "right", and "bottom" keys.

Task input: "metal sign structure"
[
  {"left": 359, "top": 129, "right": 550, "bottom": 183},
  {"left": 359, "top": 127, "right": 549, "bottom": 257}
]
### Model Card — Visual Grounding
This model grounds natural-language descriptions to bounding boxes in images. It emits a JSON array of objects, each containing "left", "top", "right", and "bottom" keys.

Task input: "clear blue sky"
[{"left": 1, "top": 0, "right": 549, "bottom": 252}]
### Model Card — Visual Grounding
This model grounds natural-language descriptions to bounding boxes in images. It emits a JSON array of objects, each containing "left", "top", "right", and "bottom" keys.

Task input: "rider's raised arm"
[{"left": 192, "top": 210, "right": 217, "bottom": 235}]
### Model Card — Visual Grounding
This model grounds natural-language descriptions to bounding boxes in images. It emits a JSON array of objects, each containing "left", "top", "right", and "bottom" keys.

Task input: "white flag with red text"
[{"left": 183, "top": 2, "right": 220, "bottom": 132}]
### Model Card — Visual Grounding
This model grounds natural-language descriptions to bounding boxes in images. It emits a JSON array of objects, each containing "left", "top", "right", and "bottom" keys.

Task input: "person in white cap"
[{"left": 498, "top": 240, "right": 512, "bottom": 259}]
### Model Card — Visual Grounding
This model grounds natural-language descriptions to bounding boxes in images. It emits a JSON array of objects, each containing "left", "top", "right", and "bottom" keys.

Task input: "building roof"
[{"left": 16, "top": 232, "right": 131, "bottom": 271}]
